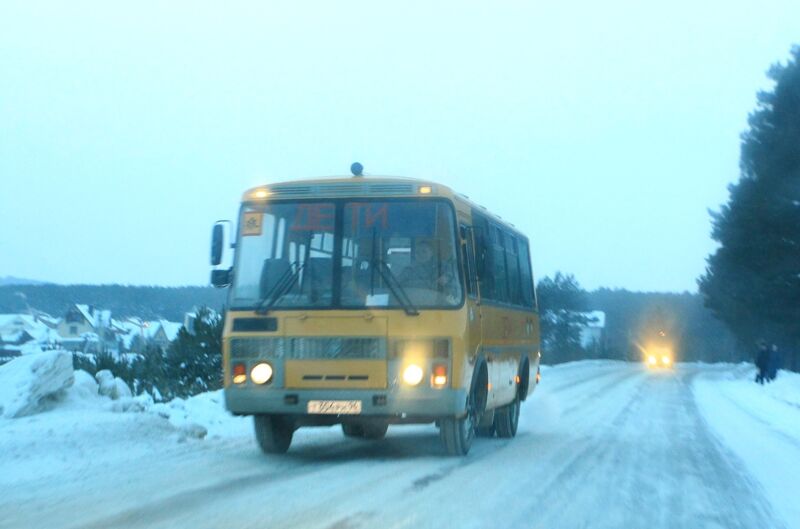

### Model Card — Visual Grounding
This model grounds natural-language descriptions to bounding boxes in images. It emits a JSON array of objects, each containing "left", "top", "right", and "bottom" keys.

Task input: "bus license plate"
[{"left": 307, "top": 400, "right": 362, "bottom": 415}]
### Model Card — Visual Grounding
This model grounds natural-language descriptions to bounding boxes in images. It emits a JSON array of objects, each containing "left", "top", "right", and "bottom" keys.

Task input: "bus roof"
[{"left": 242, "top": 175, "right": 526, "bottom": 238}]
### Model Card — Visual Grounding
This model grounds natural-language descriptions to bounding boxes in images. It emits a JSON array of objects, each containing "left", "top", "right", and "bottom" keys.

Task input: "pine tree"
[
  {"left": 164, "top": 306, "right": 224, "bottom": 398},
  {"left": 130, "top": 343, "right": 170, "bottom": 399},
  {"left": 699, "top": 45, "right": 800, "bottom": 371},
  {"left": 537, "top": 273, "right": 590, "bottom": 363}
]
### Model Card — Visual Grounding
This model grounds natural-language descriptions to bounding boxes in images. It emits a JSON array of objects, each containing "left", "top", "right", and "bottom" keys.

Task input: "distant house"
[
  {"left": 58, "top": 305, "right": 103, "bottom": 342},
  {"left": 57, "top": 304, "right": 127, "bottom": 354},
  {"left": 119, "top": 317, "right": 184, "bottom": 352},
  {"left": 0, "top": 313, "right": 61, "bottom": 359},
  {"left": 579, "top": 310, "right": 606, "bottom": 352}
]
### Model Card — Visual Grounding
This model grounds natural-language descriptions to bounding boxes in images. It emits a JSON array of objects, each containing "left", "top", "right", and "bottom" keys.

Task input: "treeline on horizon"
[
  {"left": 535, "top": 273, "right": 744, "bottom": 366},
  {"left": 0, "top": 284, "right": 226, "bottom": 322},
  {"left": 589, "top": 288, "right": 741, "bottom": 363},
  {"left": 0, "top": 281, "right": 744, "bottom": 363}
]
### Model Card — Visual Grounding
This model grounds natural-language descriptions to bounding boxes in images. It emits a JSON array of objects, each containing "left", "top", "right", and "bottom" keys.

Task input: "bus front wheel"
[
  {"left": 440, "top": 412, "right": 476, "bottom": 456},
  {"left": 254, "top": 415, "right": 294, "bottom": 454},
  {"left": 440, "top": 391, "right": 480, "bottom": 456}
]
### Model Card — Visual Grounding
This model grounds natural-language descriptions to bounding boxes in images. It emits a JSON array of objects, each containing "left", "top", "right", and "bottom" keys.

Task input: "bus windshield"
[{"left": 230, "top": 199, "right": 463, "bottom": 310}]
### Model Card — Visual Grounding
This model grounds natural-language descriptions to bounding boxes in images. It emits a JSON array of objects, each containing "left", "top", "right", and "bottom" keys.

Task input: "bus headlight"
[
  {"left": 662, "top": 355, "right": 671, "bottom": 365},
  {"left": 647, "top": 355, "right": 657, "bottom": 366},
  {"left": 251, "top": 362, "right": 274, "bottom": 385},
  {"left": 403, "top": 364, "right": 424, "bottom": 386}
]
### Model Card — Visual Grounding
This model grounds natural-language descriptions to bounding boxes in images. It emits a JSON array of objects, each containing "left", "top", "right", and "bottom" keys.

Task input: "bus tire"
[
  {"left": 494, "top": 392, "right": 520, "bottom": 438},
  {"left": 440, "top": 414, "right": 475, "bottom": 456},
  {"left": 254, "top": 415, "right": 294, "bottom": 454},
  {"left": 361, "top": 422, "right": 389, "bottom": 440},
  {"left": 440, "top": 385, "right": 482, "bottom": 455},
  {"left": 342, "top": 423, "right": 364, "bottom": 437},
  {"left": 476, "top": 410, "right": 495, "bottom": 437},
  {"left": 476, "top": 424, "right": 495, "bottom": 437}
]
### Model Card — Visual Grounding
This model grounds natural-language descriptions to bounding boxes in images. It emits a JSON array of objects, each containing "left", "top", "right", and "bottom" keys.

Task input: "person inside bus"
[{"left": 398, "top": 239, "right": 455, "bottom": 293}]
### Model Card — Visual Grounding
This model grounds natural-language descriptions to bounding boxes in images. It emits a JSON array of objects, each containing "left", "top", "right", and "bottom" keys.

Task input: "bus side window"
[
  {"left": 471, "top": 211, "right": 493, "bottom": 299},
  {"left": 518, "top": 238, "right": 535, "bottom": 308},
  {"left": 460, "top": 225, "right": 478, "bottom": 298},
  {"left": 505, "top": 232, "right": 522, "bottom": 305},
  {"left": 474, "top": 225, "right": 492, "bottom": 299},
  {"left": 492, "top": 225, "right": 509, "bottom": 303}
]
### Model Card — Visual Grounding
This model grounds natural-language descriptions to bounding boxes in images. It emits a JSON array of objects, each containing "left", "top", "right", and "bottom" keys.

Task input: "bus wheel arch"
[
  {"left": 471, "top": 357, "right": 489, "bottom": 417},
  {"left": 518, "top": 356, "right": 531, "bottom": 402}
]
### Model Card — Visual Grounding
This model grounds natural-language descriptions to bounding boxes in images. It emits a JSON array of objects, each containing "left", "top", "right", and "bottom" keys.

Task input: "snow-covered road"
[{"left": 2, "top": 361, "right": 799, "bottom": 529}]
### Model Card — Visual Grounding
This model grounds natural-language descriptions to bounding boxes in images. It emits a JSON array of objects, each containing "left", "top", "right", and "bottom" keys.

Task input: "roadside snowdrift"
[
  {"left": 694, "top": 364, "right": 800, "bottom": 528},
  {"left": 0, "top": 350, "right": 74, "bottom": 418}
]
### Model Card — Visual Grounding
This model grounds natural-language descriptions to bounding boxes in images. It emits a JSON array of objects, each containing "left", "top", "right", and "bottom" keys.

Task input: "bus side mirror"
[
  {"left": 211, "top": 268, "right": 232, "bottom": 288},
  {"left": 210, "top": 221, "right": 231, "bottom": 266}
]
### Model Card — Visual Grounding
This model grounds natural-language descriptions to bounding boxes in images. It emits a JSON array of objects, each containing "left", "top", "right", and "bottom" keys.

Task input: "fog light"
[
  {"left": 403, "top": 364, "right": 424, "bottom": 386},
  {"left": 432, "top": 364, "right": 447, "bottom": 387},
  {"left": 233, "top": 363, "right": 247, "bottom": 384},
  {"left": 251, "top": 362, "right": 273, "bottom": 385}
]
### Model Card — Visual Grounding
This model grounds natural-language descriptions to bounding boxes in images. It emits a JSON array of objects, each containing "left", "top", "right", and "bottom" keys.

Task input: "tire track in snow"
[{"left": 507, "top": 367, "right": 786, "bottom": 529}]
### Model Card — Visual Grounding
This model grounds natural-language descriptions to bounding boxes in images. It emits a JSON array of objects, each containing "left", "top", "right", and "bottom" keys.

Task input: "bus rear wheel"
[
  {"left": 495, "top": 393, "right": 520, "bottom": 438},
  {"left": 362, "top": 422, "right": 389, "bottom": 439},
  {"left": 254, "top": 415, "right": 294, "bottom": 454},
  {"left": 342, "top": 423, "right": 363, "bottom": 438},
  {"left": 342, "top": 422, "right": 388, "bottom": 440}
]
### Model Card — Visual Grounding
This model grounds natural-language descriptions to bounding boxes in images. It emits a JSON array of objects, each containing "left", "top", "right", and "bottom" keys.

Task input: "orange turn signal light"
[
  {"left": 233, "top": 363, "right": 247, "bottom": 384},
  {"left": 432, "top": 364, "right": 448, "bottom": 387}
]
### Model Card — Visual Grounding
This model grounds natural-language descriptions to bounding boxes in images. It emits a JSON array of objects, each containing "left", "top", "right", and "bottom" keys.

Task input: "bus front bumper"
[{"left": 225, "top": 386, "right": 469, "bottom": 419}]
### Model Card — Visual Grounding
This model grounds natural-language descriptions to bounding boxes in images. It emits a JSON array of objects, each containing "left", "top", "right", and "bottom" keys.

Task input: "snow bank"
[
  {"left": 150, "top": 390, "right": 248, "bottom": 439},
  {"left": 95, "top": 369, "right": 132, "bottom": 400},
  {"left": 0, "top": 350, "right": 74, "bottom": 418},
  {"left": 694, "top": 364, "right": 800, "bottom": 528},
  {"left": 1, "top": 349, "right": 246, "bottom": 443}
]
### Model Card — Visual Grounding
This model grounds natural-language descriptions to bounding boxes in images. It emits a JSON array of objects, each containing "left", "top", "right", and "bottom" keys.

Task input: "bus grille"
[{"left": 230, "top": 337, "right": 387, "bottom": 360}]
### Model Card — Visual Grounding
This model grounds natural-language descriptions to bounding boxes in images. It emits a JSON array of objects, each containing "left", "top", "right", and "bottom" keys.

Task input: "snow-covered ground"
[{"left": 1, "top": 359, "right": 799, "bottom": 529}]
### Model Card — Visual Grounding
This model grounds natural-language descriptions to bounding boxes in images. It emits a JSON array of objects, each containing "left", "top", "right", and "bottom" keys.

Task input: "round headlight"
[
  {"left": 403, "top": 364, "right": 424, "bottom": 386},
  {"left": 647, "top": 355, "right": 657, "bottom": 365},
  {"left": 662, "top": 356, "right": 671, "bottom": 365},
  {"left": 251, "top": 362, "right": 273, "bottom": 385}
]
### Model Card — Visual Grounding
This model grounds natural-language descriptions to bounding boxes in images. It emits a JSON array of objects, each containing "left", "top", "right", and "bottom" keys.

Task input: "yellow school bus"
[{"left": 210, "top": 167, "right": 541, "bottom": 455}]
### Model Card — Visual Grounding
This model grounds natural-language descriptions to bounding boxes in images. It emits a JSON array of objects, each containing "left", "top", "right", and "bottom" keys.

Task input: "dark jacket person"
[{"left": 755, "top": 342, "right": 769, "bottom": 385}]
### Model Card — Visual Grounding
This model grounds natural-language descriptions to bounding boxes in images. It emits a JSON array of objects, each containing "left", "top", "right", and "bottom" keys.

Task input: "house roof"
[
  {"left": 74, "top": 304, "right": 95, "bottom": 326},
  {"left": 117, "top": 318, "right": 183, "bottom": 348},
  {"left": 584, "top": 311, "right": 606, "bottom": 328}
]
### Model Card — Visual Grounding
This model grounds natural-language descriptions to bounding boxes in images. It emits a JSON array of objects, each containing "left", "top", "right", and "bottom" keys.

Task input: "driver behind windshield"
[{"left": 398, "top": 239, "right": 456, "bottom": 294}]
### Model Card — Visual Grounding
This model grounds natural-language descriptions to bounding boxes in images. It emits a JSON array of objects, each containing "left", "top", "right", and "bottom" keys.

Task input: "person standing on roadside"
[
  {"left": 767, "top": 343, "right": 782, "bottom": 382},
  {"left": 755, "top": 341, "right": 769, "bottom": 384}
]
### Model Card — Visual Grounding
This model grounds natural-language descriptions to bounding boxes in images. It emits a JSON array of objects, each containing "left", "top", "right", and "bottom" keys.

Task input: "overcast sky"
[{"left": 1, "top": 0, "right": 798, "bottom": 292}]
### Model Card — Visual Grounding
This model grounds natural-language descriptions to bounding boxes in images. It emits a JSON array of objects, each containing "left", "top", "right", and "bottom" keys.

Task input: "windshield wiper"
[
  {"left": 374, "top": 258, "right": 419, "bottom": 316},
  {"left": 255, "top": 261, "right": 306, "bottom": 315}
]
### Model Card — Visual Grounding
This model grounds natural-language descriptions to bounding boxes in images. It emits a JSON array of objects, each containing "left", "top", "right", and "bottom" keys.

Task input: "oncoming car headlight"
[{"left": 250, "top": 362, "right": 274, "bottom": 385}]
